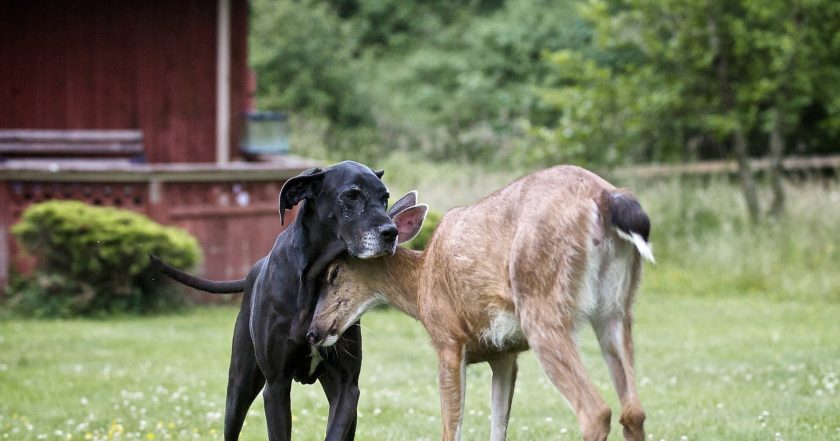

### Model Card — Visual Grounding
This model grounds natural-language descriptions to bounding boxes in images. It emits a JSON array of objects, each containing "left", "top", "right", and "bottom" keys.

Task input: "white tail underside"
[{"left": 615, "top": 229, "right": 656, "bottom": 263}]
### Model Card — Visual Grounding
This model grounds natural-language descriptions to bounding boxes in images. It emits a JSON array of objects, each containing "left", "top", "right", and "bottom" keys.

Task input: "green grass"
[{"left": 1, "top": 295, "right": 839, "bottom": 441}]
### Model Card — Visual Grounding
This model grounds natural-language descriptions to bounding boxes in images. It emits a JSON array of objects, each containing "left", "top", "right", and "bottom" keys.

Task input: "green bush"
[
  {"left": 8, "top": 201, "right": 201, "bottom": 317},
  {"left": 404, "top": 210, "right": 442, "bottom": 251}
]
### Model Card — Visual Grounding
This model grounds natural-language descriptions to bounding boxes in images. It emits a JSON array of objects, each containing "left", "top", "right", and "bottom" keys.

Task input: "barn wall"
[{"left": 0, "top": 0, "right": 248, "bottom": 163}]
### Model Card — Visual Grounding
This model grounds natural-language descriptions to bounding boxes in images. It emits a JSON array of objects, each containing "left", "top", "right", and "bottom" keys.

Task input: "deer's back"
[{"left": 417, "top": 166, "right": 615, "bottom": 352}]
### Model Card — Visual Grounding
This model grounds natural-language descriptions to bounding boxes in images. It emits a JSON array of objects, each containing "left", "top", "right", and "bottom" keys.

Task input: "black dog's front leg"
[
  {"left": 263, "top": 377, "right": 294, "bottom": 441},
  {"left": 319, "top": 323, "right": 363, "bottom": 441},
  {"left": 320, "top": 373, "right": 359, "bottom": 441}
]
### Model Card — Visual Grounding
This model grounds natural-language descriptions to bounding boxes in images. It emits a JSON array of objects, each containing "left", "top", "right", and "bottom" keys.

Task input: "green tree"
[
  {"left": 249, "top": 0, "right": 369, "bottom": 127},
  {"left": 363, "top": 0, "right": 589, "bottom": 163},
  {"left": 249, "top": 0, "right": 591, "bottom": 164},
  {"left": 535, "top": 0, "right": 840, "bottom": 222}
]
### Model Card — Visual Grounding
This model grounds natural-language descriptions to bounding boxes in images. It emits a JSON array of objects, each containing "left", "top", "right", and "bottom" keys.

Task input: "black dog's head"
[{"left": 279, "top": 160, "right": 399, "bottom": 258}]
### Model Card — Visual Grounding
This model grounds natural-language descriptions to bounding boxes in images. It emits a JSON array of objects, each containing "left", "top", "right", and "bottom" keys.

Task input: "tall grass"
[
  {"left": 373, "top": 151, "right": 521, "bottom": 211},
  {"left": 633, "top": 177, "right": 840, "bottom": 303}
]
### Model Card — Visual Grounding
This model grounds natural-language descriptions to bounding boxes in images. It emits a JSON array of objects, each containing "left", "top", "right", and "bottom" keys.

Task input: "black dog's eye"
[
  {"left": 382, "top": 194, "right": 390, "bottom": 208},
  {"left": 343, "top": 189, "right": 362, "bottom": 201}
]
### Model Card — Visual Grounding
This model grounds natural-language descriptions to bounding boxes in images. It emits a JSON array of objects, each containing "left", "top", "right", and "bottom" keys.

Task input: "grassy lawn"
[{"left": 1, "top": 294, "right": 838, "bottom": 441}]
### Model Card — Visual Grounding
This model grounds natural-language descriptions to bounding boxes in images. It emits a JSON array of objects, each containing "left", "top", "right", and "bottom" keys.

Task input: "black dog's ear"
[
  {"left": 278, "top": 170, "right": 326, "bottom": 225},
  {"left": 374, "top": 169, "right": 385, "bottom": 179}
]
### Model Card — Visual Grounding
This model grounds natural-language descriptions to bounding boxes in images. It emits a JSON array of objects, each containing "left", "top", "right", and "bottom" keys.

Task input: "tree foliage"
[
  {"left": 249, "top": 0, "right": 840, "bottom": 181},
  {"left": 533, "top": 0, "right": 840, "bottom": 166},
  {"left": 250, "top": 0, "right": 370, "bottom": 127},
  {"left": 250, "top": 0, "right": 588, "bottom": 164}
]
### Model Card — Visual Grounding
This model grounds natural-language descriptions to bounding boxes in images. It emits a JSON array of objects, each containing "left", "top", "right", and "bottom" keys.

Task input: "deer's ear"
[
  {"left": 393, "top": 204, "right": 428, "bottom": 244},
  {"left": 326, "top": 263, "right": 341, "bottom": 285},
  {"left": 387, "top": 190, "right": 418, "bottom": 217},
  {"left": 278, "top": 169, "right": 325, "bottom": 225}
]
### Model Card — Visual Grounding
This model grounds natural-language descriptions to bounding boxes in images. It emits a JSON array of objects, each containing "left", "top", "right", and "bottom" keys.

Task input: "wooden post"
[
  {"left": 0, "top": 182, "right": 10, "bottom": 293},
  {"left": 216, "top": 0, "right": 231, "bottom": 165}
]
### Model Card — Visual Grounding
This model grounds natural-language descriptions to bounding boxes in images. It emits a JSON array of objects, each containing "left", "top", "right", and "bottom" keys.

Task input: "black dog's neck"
[
  {"left": 274, "top": 202, "right": 347, "bottom": 339},
  {"left": 290, "top": 201, "right": 346, "bottom": 282}
]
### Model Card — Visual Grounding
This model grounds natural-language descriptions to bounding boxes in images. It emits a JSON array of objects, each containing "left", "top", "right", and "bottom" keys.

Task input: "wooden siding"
[{"left": 0, "top": 0, "right": 248, "bottom": 163}]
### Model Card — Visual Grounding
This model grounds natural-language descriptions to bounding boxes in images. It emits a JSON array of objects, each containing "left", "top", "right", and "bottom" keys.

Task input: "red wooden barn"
[{"left": 0, "top": 0, "right": 319, "bottom": 294}]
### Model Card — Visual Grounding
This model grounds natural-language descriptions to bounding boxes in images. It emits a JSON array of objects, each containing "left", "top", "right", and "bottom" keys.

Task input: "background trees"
[
  {"left": 536, "top": 0, "right": 840, "bottom": 219},
  {"left": 250, "top": 0, "right": 587, "bottom": 163},
  {"left": 250, "top": 0, "right": 840, "bottom": 218}
]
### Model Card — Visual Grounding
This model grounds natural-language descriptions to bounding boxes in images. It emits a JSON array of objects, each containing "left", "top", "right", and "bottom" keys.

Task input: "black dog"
[{"left": 151, "top": 161, "right": 398, "bottom": 441}]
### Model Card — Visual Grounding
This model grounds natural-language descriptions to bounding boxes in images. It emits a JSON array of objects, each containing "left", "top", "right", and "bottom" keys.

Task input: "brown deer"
[{"left": 307, "top": 165, "right": 654, "bottom": 441}]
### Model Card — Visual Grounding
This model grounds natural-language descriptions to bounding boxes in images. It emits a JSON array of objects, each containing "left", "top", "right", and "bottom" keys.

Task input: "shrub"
[
  {"left": 8, "top": 201, "right": 201, "bottom": 317},
  {"left": 404, "top": 210, "right": 442, "bottom": 251}
]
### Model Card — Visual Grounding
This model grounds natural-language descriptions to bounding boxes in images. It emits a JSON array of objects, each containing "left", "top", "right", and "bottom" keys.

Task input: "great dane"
[{"left": 151, "top": 160, "right": 398, "bottom": 441}]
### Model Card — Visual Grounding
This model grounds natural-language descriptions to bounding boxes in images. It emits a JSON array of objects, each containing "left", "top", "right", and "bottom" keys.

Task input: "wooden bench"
[{"left": 0, "top": 129, "right": 145, "bottom": 165}]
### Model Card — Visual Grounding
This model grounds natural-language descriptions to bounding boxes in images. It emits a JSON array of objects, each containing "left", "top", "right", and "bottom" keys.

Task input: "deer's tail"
[{"left": 605, "top": 191, "right": 655, "bottom": 263}]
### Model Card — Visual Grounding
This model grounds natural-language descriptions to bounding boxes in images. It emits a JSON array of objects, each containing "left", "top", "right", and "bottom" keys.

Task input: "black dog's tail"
[{"left": 149, "top": 254, "right": 245, "bottom": 293}]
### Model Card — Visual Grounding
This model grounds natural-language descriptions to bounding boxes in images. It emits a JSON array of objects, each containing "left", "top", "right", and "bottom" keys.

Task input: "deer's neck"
[{"left": 374, "top": 248, "right": 422, "bottom": 319}]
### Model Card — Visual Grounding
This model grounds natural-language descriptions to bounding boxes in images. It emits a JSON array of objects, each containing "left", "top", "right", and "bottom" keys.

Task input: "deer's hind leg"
[
  {"left": 510, "top": 205, "right": 613, "bottom": 440},
  {"left": 513, "top": 281, "right": 611, "bottom": 441},
  {"left": 592, "top": 256, "right": 645, "bottom": 441}
]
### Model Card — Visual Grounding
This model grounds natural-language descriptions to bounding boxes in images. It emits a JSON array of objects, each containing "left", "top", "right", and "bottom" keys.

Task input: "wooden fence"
[{"left": 609, "top": 154, "right": 840, "bottom": 180}]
